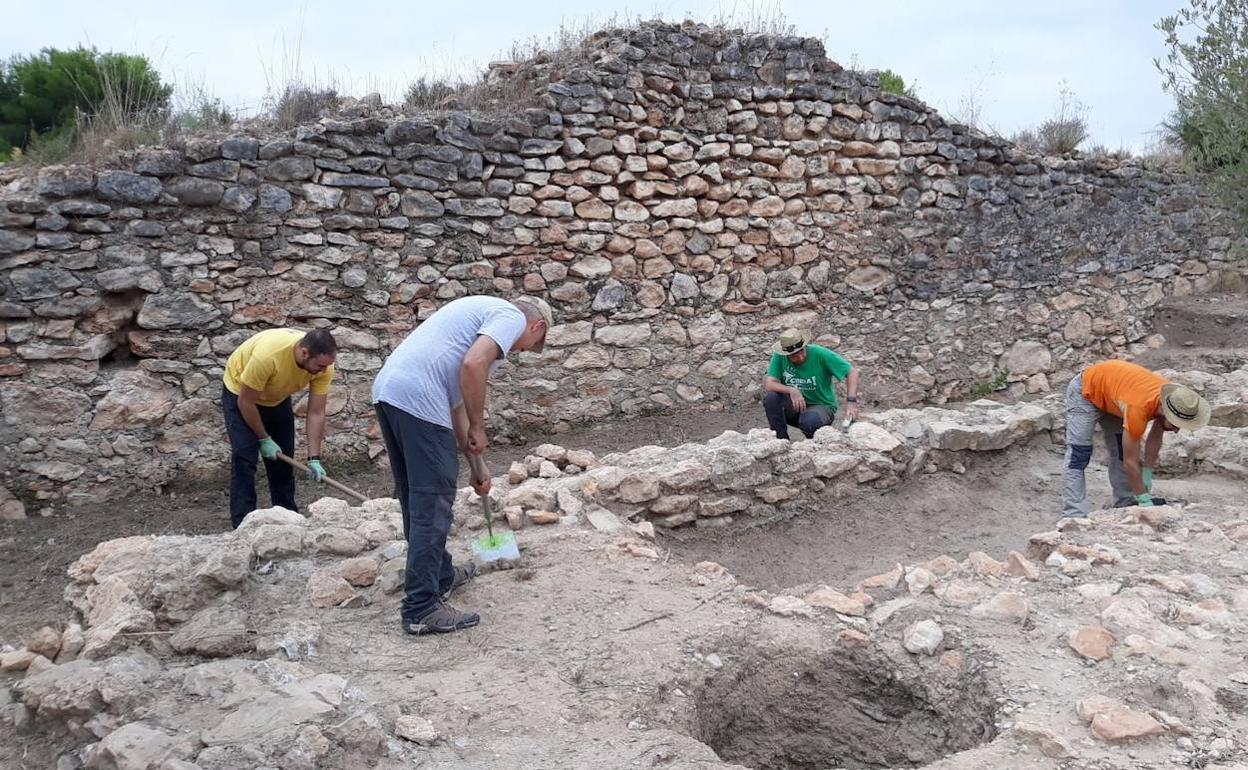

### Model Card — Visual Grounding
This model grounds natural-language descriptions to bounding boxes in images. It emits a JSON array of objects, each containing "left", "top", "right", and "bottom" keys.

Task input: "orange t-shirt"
[{"left": 1082, "top": 360, "right": 1168, "bottom": 440}]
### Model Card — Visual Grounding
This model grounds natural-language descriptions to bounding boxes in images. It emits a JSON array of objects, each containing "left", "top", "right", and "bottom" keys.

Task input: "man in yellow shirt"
[{"left": 221, "top": 328, "right": 337, "bottom": 528}]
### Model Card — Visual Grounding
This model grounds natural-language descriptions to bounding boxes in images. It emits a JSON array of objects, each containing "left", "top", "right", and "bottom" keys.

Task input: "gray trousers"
[{"left": 1063, "top": 373, "right": 1134, "bottom": 517}]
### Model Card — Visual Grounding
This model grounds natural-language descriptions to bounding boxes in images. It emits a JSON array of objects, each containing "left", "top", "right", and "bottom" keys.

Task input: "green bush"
[
  {"left": 1157, "top": 0, "right": 1248, "bottom": 218},
  {"left": 0, "top": 47, "right": 171, "bottom": 160},
  {"left": 876, "top": 69, "right": 916, "bottom": 99}
]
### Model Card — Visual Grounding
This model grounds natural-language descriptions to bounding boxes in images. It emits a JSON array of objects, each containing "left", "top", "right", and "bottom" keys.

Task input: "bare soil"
[
  {"left": 0, "top": 407, "right": 759, "bottom": 642},
  {"left": 1137, "top": 294, "right": 1248, "bottom": 373}
]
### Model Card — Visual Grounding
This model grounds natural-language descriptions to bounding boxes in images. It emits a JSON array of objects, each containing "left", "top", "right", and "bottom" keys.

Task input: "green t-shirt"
[{"left": 767, "top": 344, "right": 852, "bottom": 410}]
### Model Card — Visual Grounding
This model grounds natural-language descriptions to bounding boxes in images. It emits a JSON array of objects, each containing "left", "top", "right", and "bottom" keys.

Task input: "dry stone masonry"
[
  {"left": 1, "top": 20, "right": 1245, "bottom": 512},
  {"left": 486, "top": 398, "right": 1056, "bottom": 531}
]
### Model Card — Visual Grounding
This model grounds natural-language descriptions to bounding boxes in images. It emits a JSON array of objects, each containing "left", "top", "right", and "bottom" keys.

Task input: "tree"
[
  {"left": 1156, "top": 0, "right": 1248, "bottom": 216},
  {"left": 0, "top": 47, "right": 171, "bottom": 160},
  {"left": 876, "top": 69, "right": 917, "bottom": 100}
]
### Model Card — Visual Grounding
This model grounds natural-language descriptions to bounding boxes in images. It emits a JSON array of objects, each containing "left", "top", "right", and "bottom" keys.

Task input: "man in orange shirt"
[{"left": 1062, "top": 359, "right": 1209, "bottom": 518}]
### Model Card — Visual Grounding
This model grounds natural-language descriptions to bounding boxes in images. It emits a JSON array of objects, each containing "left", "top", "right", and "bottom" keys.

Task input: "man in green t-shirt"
[{"left": 763, "top": 328, "right": 860, "bottom": 440}]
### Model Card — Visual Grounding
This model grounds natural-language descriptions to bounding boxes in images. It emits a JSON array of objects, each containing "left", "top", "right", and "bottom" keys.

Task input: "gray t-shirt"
[{"left": 371, "top": 296, "right": 527, "bottom": 428}]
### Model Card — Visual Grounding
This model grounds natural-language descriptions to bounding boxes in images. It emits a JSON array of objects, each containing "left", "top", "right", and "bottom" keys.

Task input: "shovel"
[
  {"left": 466, "top": 454, "right": 520, "bottom": 564},
  {"left": 275, "top": 453, "right": 369, "bottom": 504}
]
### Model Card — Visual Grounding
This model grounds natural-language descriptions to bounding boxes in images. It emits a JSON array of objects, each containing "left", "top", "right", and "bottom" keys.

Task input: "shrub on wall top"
[{"left": 0, "top": 47, "right": 172, "bottom": 161}]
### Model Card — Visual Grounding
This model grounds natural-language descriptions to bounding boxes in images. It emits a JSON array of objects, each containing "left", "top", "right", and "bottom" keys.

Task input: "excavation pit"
[
  {"left": 662, "top": 441, "right": 1059, "bottom": 590},
  {"left": 694, "top": 639, "right": 1001, "bottom": 770}
]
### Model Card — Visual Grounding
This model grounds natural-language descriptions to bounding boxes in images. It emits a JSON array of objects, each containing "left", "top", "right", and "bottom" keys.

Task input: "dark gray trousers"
[{"left": 374, "top": 402, "right": 459, "bottom": 621}]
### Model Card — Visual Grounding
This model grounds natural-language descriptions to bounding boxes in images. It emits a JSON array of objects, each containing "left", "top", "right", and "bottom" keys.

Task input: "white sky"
[{"left": 4, "top": 0, "right": 1183, "bottom": 152}]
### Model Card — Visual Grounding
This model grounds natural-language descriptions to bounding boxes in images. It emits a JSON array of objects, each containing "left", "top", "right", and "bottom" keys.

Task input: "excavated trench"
[
  {"left": 662, "top": 438, "right": 1064, "bottom": 590},
  {"left": 693, "top": 639, "right": 1001, "bottom": 769}
]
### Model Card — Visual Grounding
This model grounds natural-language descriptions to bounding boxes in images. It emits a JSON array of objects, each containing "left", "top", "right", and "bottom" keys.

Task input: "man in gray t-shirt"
[{"left": 372, "top": 295, "right": 552, "bottom": 636}]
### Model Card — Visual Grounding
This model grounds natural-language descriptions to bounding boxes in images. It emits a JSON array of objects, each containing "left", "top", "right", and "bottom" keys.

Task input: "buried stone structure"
[
  {"left": 1, "top": 20, "right": 1247, "bottom": 512},
  {"left": 5, "top": 387, "right": 1248, "bottom": 767}
]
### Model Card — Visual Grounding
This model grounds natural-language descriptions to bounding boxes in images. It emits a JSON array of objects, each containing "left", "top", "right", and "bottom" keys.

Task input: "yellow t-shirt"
[{"left": 223, "top": 328, "right": 334, "bottom": 407}]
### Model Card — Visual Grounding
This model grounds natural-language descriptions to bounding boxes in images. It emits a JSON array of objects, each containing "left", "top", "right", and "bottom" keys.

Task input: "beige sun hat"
[
  {"left": 772, "top": 328, "right": 811, "bottom": 356},
  {"left": 1159, "top": 383, "right": 1211, "bottom": 431}
]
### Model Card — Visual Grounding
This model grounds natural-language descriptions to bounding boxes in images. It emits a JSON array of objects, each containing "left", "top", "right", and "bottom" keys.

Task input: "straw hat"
[
  {"left": 772, "top": 328, "right": 811, "bottom": 356},
  {"left": 1159, "top": 383, "right": 1210, "bottom": 431}
]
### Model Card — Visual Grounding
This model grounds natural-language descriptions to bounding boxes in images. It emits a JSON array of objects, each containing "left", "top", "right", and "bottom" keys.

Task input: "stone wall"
[
  {"left": 482, "top": 398, "right": 1057, "bottom": 531},
  {"left": 0, "top": 20, "right": 1244, "bottom": 513}
]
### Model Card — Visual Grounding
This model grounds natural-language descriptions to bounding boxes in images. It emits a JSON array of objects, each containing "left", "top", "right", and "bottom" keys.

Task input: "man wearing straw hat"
[
  {"left": 371, "top": 295, "right": 553, "bottom": 636},
  {"left": 763, "top": 328, "right": 861, "bottom": 440},
  {"left": 1062, "top": 359, "right": 1210, "bottom": 518}
]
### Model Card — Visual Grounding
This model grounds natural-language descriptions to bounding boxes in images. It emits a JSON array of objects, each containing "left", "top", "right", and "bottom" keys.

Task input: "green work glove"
[
  {"left": 307, "top": 459, "right": 326, "bottom": 483},
  {"left": 1142, "top": 467, "right": 1153, "bottom": 492},
  {"left": 258, "top": 437, "right": 280, "bottom": 461},
  {"left": 1136, "top": 492, "right": 1155, "bottom": 508}
]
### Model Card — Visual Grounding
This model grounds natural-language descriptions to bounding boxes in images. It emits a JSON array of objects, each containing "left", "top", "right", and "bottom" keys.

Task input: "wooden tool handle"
[
  {"left": 275, "top": 453, "right": 369, "bottom": 504},
  {"left": 467, "top": 453, "right": 490, "bottom": 488},
  {"left": 466, "top": 453, "right": 494, "bottom": 537}
]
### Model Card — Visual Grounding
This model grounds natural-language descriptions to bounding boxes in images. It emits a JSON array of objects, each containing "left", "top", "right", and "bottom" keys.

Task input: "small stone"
[
  {"left": 308, "top": 571, "right": 355, "bottom": 608},
  {"left": 26, "top": 654, "right": 54, "bottom": 676},
  {"left": 90, "top": 722, "right": 186, "bottom": 770},
  {"left": 335, "top": 557, "right": 380, "bottom": 587},
  {"left": 858, "top": 564, "right": 903, "bottom": 591},
  {"left": 1006, "top": 551, "right": 1040, "bottom": 580},
  {"left": 904, "top": 567, "right": 935, "bottom": 595},
  {"left": 966, "top": 551, "right": 1006, "bottom": 577},
  {"left": 394, "top": 715, "right": 439, "bottom": 745},
  {"left": 804, "top": 587, "right": 866, "bottom": 616},
  {"left": 1011, "top": 723, "right": 1079, "bottom": 759},
  {"left": 56, "top": 624, "right": 84, "bottom": 663},
  {"left": 624, "top": 542, "right": 660, "bottom": 559},
  {"left": 25, "top": 626, "right": 63, "bottom": 660},
  {"left": 1, "top": 649, "right": 36, "bottom": 671},
  {"left": 903, "top": 619, "right": 944, "bottom": 655},
  {"left": 837, "top": 629, "right": 870, "bottom": 646},
  {"left": 1068, "top": 625, "right": 1115, "bottom": 661},
  {"left": 526, "top": 510, "right": 560, "bottom": 525},
  {"left": 1135, "top": 505, "right": 1182, "bottom": 529},
  {"left": 971, "top": 592, "right": 1030, "bottom": 623},
  {"left": 585, "top": 507, "right": 624, "bottom": 533},
  {"left": 309, "top": 527, "right": 368, "bottom": 556},
  {"left": 508, "top": 462, "right": 528, "bottom": 484},
  {"left": 766, "top": 596, "right": 814, "bottom": 617},
  {"left": 1082, "top": 698, "right": 1167, "bottom": 742},
  {"left": 170, "top": 606, "right": 251, "bottom": 657}
]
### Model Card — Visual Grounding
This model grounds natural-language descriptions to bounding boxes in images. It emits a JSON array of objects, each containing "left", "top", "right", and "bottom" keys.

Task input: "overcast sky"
[{"left": 4, "top": 0, "right": 1183, "bottom": 152}]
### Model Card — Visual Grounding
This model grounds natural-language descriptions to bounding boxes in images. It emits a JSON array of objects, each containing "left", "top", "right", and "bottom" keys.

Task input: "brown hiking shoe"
[
  {"left": 402, "top": 603, "right": 480, "bottom": 635},
  {"left": 440, "top": 562, "right": 479, "bottom": 600}
]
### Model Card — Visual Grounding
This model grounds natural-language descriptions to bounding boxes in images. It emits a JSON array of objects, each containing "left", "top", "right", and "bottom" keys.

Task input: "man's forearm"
[
  {"left": 306, "top": 412, "right": 325, "bottom": 457},
  {"left": 460, "top": 361, "right": 489, "bottom": 428},
  {"left": 1143, "top": 420, "right": 1165, "bottom": 467},
  {"left": 240, "top": 399, "right": 268, "bottom": 440},
  {"left": 1123, "top": 454, "right": 1147, "bottom": 495},
  {"left": 764, "top": 377, "right": 796, "bottom": 395},
  {"left": 451, "top": 404, "right": 470, "bottom": 453},
  {"left": 846, "top": 368, "right": 859, "bottom": 399}
]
